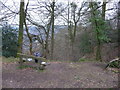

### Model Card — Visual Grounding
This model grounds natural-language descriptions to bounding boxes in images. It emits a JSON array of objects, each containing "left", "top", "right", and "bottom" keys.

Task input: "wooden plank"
[{"left": 17, "top": 53, "right": 46, "bottom": 61}]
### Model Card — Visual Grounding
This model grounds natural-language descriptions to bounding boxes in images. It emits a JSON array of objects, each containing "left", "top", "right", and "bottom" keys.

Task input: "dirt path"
[{"left": 2, "top": 61, "right": 118, "bottom": 88}]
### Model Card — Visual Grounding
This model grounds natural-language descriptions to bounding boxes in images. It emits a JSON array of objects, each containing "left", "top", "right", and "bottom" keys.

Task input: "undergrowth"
[{"left": 2, "top": 56, "right": 19, "bottom": 63}]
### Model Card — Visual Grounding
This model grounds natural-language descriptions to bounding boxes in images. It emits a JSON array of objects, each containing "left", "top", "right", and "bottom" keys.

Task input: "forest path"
[{"left": 2, "top": 61, "right": 118, "bottom": 88}]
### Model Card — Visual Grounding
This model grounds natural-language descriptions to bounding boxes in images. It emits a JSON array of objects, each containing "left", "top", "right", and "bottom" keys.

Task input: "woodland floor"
[{"left": 2, "top": 60, "right": 119, "bottom": 88}]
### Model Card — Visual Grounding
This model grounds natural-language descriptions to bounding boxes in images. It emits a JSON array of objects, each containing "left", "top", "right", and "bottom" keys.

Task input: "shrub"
[{"left": 2, "top": 24, "right": 18, "bottom": 57}]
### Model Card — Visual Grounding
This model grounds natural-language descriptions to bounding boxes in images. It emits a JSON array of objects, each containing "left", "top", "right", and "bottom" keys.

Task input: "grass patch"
[
  {"left": 17, "top": 64, "right": 46, "bottom": 72},
  {"left": 17, "top": 65, "right": 35, "bottom": 69},
  {"left": 2, "top": 56, "right": 19, "bottom": 63},
  {"left": 46, "top": 58, "right": 98, "bottom": 63},
  {"left": 37, "top": 69, "right": 46, "bottom": 72},
  {"left": 78, "top": 58, "right": 98, "bottom": 62},
  {"left": 47, "top": 59, "right": 77, "bottom": 63}
]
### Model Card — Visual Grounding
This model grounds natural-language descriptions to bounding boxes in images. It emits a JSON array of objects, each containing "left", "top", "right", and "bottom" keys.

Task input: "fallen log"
[{"left": 105, "top": 58, "right": 120, "bottom": 69}]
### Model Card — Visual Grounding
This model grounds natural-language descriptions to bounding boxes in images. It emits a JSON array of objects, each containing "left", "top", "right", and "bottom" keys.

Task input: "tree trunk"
[
  {"left": 118, "top": 2, "right": 120, "bottom": 61},
  {"left": 118, "top": 1, "right": 120, "bottom": 43},
  {"left": 67, "top": 1, "right": 76, "bottom": 61},
  {"left": 67, "top": 1, "right": 71, "bottom": 61},
  {"left": 44, "top": 37, "right": 49, "bottom": 58},
  {"left": 102, "top": 0, "right": 106, "bottom": 20},
  {"left": 24, "top": 18, "right": 33, "bottom": 55},
  {"left": 17, "top": 0, "right": 25, "bottom": 66},
  {"left": 73, "top": 22, "right": 77, "bottom": 41},
  {"left": 24, "top": 0, "right": 32, "bottom": 55},
  {"left": 89, "top": 2, "right": 102, "bottom": 61},
  {"left": 96, "top": 33, "right": 102, "bottom": 61},
  {"left": 51, "top": 1, "right": 55, "bottom": 60},
  {"left": 44, "top": 22, "right": 51, "bottom": 59}
]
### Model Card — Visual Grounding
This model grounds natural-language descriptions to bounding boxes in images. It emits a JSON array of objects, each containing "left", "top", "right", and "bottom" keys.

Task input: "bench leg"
[
  {"left": 19, "top": 57, "right": 23, "bottom": 66},
  {"left": 38, "top": 64, "right": 45, "bottom": 70}
]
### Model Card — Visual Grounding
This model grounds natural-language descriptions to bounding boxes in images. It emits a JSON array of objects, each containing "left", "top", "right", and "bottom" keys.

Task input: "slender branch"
[{"left": 0, "top": 1, "right": 19, "bottom": 14}]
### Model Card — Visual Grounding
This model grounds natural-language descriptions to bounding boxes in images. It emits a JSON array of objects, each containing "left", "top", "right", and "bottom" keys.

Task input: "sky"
[{"left": 0, "top": 0, "right": 119, "bottom": 25}]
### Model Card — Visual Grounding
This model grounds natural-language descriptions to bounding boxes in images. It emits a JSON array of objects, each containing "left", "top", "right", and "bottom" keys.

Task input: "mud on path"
[{"left": 2, "top": 61, "right": 118, "bottom": 88}]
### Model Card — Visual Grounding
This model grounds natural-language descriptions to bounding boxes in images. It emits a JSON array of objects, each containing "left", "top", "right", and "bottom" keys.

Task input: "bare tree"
[
  {"left": 23, "top": 0, "right": 33, "bottom": 55},
  {"left": 17, "top": 0, "right": 25, "bottom": 66},
  {"left": 118, "top": 1, "right": 120, "bottom": 43},
  {"left": 66, "top": 1, "right": 88, "bottom": 61},
  {"left": 24, "top": 0, "right": 65, "bottom": 59}
]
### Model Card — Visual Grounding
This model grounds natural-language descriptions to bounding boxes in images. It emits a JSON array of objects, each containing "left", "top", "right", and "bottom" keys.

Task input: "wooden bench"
[{"left": 17, "top": 53, "right": 47, "bottom": 70}]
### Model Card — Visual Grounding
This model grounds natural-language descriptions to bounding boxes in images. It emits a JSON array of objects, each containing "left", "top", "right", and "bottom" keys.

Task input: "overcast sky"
[{"left": 0, "top": 0, "right": 119, "bottom": 25}]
